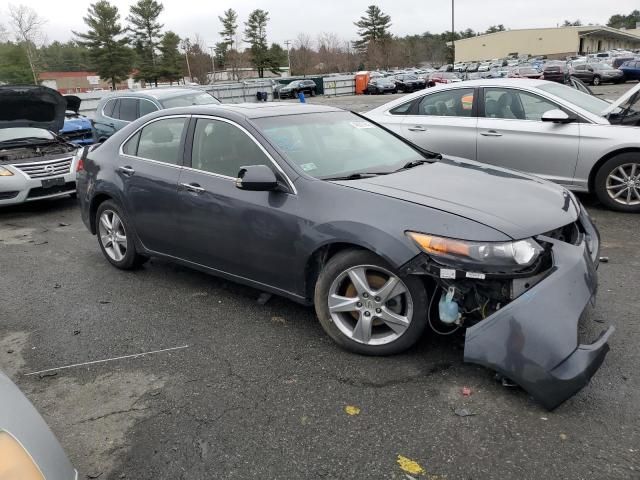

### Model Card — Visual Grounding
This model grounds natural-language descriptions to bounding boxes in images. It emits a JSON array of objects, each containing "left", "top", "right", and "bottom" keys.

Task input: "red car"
[
  {"left": 426, "top": 72, "right": 462, "bottom": 87},
  {"left": 508, "top": 67, "right": 543, "bottom": 79}
]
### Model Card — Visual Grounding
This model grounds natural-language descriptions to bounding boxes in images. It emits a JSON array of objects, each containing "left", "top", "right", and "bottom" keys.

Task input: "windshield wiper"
[
  {"left": 396, "top": 158, "right": 435, "bottom": 171},
  {"left": 323, "top": 172, "right": 391, "bottom": 181}
]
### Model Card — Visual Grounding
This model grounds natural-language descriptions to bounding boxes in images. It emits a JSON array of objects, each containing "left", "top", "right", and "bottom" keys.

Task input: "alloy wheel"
[
  {"left": 606, "top": 163, "right": 640, "bottom": 206},
  {"left": 327, "top": 265, "right": 413, "bottom": 346},
  {"left": 98, "top": 210, "right": 128, "bottom": 261}
]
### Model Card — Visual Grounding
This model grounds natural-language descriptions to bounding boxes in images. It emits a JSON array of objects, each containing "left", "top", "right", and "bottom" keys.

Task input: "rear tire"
[
  {"left": 592, "top": 75, "right": 601, "bottom": 86},
  {"left": 314, "top": 249, "right": 428, "bottom": 356},
  {"left": 594, "top": 153, "right": 640, "bottom": 212},
  {"left": 96, "top": 200, "right": 149, "bottom": 269}
]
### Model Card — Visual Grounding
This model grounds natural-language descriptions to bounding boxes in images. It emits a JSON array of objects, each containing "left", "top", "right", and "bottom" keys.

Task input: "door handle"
[
  {"left": 480, "top": 130, "right": 503, "bottom": 137},
  {"left": 118, "top": 166, "right": 135, "bottom": 176},
  {"left": 408, "top": 125, "right": 427, "bottom": 132},
  {"left": 180, "top": 182, "right": 205, "bottom": 194}
]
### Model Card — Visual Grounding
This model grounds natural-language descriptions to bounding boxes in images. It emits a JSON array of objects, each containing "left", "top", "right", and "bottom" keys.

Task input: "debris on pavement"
[
  {"left": 560, "top": 433, "right": 568, "bottom": 440},
  {"left": 344, "top": 405, "right": 361, "bottom": 416},
  {"left": 38, "top": 372, "right": 58, "bottom": 379},
  {"left": 599, "top": 256, "right": 609, "bottom": 263},
  {"left": 453, "top": 408, "right": 476, "bottom": 417},
  {"left": 461, "top": 386, "right": 472, "bottom": 396},
  {"left": 257, "top": 292, "right": 272, "bottom": 305},
  {"left": 271, "top": 316, "right": 286, "bottom": 325},
  {"left": 54, "top": 283, "right": 61, "bottom": 289},
  {"left": 73, "top": 330, "right": 80, "bottom": 336},
  {"left": 397, "top": 455, "right": 425, "bottom": 476},
  {"left": 87, "top": 472, "right": 103, "bottom": 479},
  {"left": 58, "top": 222, "right": 69, "bottom": 227}
]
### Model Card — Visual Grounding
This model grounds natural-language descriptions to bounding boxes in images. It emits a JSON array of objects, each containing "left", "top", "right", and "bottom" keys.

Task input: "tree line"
[{"left": 2, "top": 3, "right": 640, "bottom": 86}]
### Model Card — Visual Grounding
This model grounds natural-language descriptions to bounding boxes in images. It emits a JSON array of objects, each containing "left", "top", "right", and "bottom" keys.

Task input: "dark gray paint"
[{"left": 77, "top": 104, "right": 611, "bottom": 409}]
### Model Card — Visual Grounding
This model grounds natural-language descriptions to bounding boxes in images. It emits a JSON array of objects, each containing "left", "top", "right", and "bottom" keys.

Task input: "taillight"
[{"left": 77, "top": 158, "right": 84, "bottom": 172}]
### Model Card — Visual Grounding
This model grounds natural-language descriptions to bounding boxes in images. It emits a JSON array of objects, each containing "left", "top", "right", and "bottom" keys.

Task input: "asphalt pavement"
[{"left": 1, "top": 86, "right": 639, "bottom": 480}]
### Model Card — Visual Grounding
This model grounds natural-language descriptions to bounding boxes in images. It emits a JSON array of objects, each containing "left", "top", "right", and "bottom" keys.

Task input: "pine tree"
[
  {"left": 158, "top": 31, "right": 182, "bottom": 84},
  {"left": 127, "top": 0, "right": 164, "bottom": 86},
  {"left": 74, "top": 1, "right": 132, "bottom": 90},
  {"left": 353, "top": 5, "right": 391, "bottom": 53},
  {"left": 217, "top": 8, "right": 238, "bottom": 71},
  {"left": 244, "top": 9, "right": 279, "bottom": 78}
]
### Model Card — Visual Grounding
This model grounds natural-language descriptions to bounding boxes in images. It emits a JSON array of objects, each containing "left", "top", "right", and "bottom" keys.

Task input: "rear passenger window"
[
  {"left": 103, "top": 99, "right": 117, "bottom": 117},
  {"left": 417, "top": 89, "right": 475, "bottom": 117},
  {"left": 389, "top": 101, "right": 415, "bottom": 115},
  {"left": 122, "top": 132, "right": 140, "bottom": 155},
  {"left": 118, "top": 98, "right": 138, "bottom": 122},
  {"left": 133, "top": 118, "right": 186, "bottom": 165}
]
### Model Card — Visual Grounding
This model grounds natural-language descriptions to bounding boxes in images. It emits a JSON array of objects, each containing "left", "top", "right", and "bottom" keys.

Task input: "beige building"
[{"left": 454, "top": 26, "right": 640, "bottom": 62}]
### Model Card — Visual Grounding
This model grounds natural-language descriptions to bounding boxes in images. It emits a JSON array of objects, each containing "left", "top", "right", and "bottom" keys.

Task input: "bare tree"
[
  {"left": 291, "top": 33, "right": 315, "bottom": 76},
  {"left": 8, "top": 4, "right": 46, "bottom": 84},
  {"left": 0, "top": 23, "right": 8, "bottom": 42}
]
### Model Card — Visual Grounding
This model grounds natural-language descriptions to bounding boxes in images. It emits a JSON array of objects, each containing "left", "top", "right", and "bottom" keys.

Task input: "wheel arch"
[
  {"left": 588, "top": 147, "right": 640, "bottom": 193},
  {"left": 89, "top": 193, "right": 115, "bottom": 234}
]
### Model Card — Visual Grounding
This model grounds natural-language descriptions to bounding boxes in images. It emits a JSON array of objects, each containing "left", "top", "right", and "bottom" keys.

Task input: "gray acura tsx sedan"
[{"left": 76, "top": 103, "right": 613, "bottom": 410}]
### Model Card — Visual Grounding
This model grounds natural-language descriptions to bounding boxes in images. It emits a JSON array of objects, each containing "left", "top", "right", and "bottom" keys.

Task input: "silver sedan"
[{"left": 365, "top": 78, "right": 640, "bottom": 212}]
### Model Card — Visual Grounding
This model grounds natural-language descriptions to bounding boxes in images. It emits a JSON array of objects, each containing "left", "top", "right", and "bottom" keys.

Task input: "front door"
[
  {"left": 400, "top": 87, "right": 478, "bottom": 160},
  {"left": 118, "top": 116, "right": 188, "bottom": 255},
  {"left": 476, "top": 87, "right": 580, "bottom": 186},
  {"left": 175, "top": 117, "right": 300, "bottom": 293}
]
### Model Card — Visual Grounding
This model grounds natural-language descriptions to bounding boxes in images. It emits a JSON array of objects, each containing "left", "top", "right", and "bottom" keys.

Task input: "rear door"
[
  {"left": 476, "top": 87, "right": 580, "bottom": 186},
  {"left": 118, "top": 115, "right": 188, "bottom": 255},
  {"left": 399, "top": 87, "right": 478, "bottom": 159}
]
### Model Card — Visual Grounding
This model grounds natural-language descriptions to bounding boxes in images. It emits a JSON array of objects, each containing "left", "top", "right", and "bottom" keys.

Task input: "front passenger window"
[{"left": 191, "top": 119, "right": 270, "bottom": 178}]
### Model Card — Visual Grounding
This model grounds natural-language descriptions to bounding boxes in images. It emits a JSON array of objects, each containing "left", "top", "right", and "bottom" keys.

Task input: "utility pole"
[
  {"left": 284, "top": 40, "right": 292, "bottom": 77},
  {"left": 182, "top": 38, "right": 193, "bottom": 83},
  {"left": 451, "top": 0, "right": 455, "bottom": 64},
  {"left": 208, "top": 46, "right": 216, "bottom": 84}
]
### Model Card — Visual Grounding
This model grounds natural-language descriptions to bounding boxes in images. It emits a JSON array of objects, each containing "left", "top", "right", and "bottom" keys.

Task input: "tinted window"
[
  {"left": 103, "top": 99, "right": 117, "bottom": 117},
  {"left": 135, "top": 117, "right": 186, "bottom": 164},
  {"left": 139, "top": 99, "right": 158, "bottom": 117},
  {"left": 122, "top": 131, "right": 140, "bottom": 155},
  {"left": 191, "top": 119, "right": 270, "bottom": 177},
  {"left": 484, "top": 88, "right": 558, "bottom": 121},
  {"left": 416, "top": 89, "right": 474, "bottom": 117},
  {"left": 160, "top": 92, "right": 219, "bottom": 109},
  {"left": 118, "top": 98, "right": 138, "bottom": 122}
]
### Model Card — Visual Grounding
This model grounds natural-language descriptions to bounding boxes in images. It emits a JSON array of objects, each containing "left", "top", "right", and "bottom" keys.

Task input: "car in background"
[
  {"left": 426, "top": 72, "right": 462, "bottom": 87},
  {"left": 478, "top": 62, "right": 492, "bottom": 72},
  {"left": 93, "top": 87, "right": 220, "bottom": 141},
  {"left": 466, "top": 63, "right": 479, "bottom": 73},
  {"left": 542, "top": 62, "right": 568, "bottom": 83},
  {"left": 393, "top": 74, "right": 426, "bottom": 92},
  {"left": 571, "top": 63, "right": 624, "bottom": 86},
  {"left": 612, "top": 56, "right": 636, "bottom": 69},
  {"left": 508, "top": 66, "right": 543, "bottom": 79},
  {"left": 77, "top": 102, "right": 611, "bottom": 410},
  {"left": 365, "top": 79, "right": 640, "bottom": 212},
  {"left": 619, "top": 60, "right": 640, "bottom": 81},
  {"left": 277, "top": 80, "right": 318, "bottom": 99},
  {"left": 366, "top": 77, "right": 397, "bottom": 94},
  {"left": 0, "top": 369, "right": 77, "bottom": 479},
  {"left": 0, "top": 85, "right": 79, "bottom": 206},
  {"left": 59, "top": 95, "right": 95, "bottom": 146}
]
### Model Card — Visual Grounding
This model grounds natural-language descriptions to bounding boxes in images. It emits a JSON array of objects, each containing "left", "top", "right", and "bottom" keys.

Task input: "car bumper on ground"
[
  {"left": 463, "top": 223, "right": 613, "bottom": 410},
  {"left": 0, "top": 157, "right": 78, "bottom": 206}
]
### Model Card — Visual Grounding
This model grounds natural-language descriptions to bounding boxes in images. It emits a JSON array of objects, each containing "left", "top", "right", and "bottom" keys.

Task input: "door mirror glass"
[
  {"left": 541, "top": 109, "right": 573, "bottom": 123},
  {"left": 235, "top": 165, "right": 278, "bottom": 191}
]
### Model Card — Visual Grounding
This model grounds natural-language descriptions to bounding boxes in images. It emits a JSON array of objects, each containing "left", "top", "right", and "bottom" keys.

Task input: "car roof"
[
  {"left": 102, "top": 87, "right": 206, "bottom": 101},
  {"left": 156, "top": 102, "right": 343, "bottom": 119}
]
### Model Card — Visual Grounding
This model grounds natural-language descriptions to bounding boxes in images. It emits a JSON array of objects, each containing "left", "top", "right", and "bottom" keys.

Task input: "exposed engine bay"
[{"left": 0, "top": 141, "right": 76, "bottom": 163}]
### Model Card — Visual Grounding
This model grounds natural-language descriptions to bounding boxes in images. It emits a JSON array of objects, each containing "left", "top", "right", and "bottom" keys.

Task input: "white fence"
[{"left": 322, "top": 75, "right": 356, "bottom": 97}]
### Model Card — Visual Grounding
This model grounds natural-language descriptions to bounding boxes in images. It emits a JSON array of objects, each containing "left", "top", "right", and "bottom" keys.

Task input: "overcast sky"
[{"left": 5, "top": 0, "right": 640, "bottom": 48}]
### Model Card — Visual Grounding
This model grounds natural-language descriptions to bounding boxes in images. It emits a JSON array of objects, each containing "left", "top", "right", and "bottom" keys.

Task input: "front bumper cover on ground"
[{"left": 463, "top": 236, "right": 613, "bottom": 410}]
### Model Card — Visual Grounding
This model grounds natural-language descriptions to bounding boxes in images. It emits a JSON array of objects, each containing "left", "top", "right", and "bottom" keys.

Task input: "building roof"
[
  {"left": 454, "top": 25, "right": 640, "bottom": 44},
  {"left": 38, "top": 71, "right": 97, "bottom": 79}
]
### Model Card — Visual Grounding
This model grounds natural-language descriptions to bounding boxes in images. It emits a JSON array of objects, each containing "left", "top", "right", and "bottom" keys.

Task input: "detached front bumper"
[{"left": 464, "top": 230, "right": 613, "bottom": 410}]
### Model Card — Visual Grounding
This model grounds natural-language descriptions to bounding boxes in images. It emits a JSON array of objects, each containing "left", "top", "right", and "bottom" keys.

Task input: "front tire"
[
  {"left": 314, "top": 249, "right": 428, "bottom": 356},
  {"left": 594, "top": 153, "right": 640, "bottom": 212},
  {"left": 96, "top": 200, "right": 148, "bottom": 269},
  {"left": 592, "top": 75, "right": 601, "bottom": 86}
]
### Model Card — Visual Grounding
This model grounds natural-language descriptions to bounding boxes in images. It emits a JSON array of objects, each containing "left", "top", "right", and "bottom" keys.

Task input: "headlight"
[
  {"left": 0, "top": 166, "right": 14, "bottom": 177},
  {"left": 0, "top": 431, "right": 45, "bottom": 480},
  {"left": 407, "top": 232, "right": 543, "bottom": 271}
]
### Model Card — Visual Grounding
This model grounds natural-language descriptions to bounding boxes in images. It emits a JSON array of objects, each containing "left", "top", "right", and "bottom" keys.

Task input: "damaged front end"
[{"left": 402, "top": 209, "right": 613, "bottom": 410}]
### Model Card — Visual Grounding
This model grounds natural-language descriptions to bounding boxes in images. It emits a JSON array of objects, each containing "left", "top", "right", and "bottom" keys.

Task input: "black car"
[
  {"left": 366, "top": 78, "right": 397, "bottom": 94},
  {"left": 393, "top": 74, "right": 426, "bottom": 93},
  {"left": 570, "top": 63, "right": 624, "bottom": 86},
  {"left": 76, "top": 103, "right": 612, "bottom": 410},
  {"left": 277, "top": 80, "right": 317, "bottom": 99},
  {"left": 542, "top": 63, "right": 568, "bottom": 84}
]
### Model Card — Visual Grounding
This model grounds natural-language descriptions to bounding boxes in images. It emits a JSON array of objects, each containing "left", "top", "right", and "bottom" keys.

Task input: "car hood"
[
  {"left": 0, "top": 370, "right": 76, "bottom": 479},
  {"left": 335, "top": 157, "right": 579, "bottom": 239},
  {"left": 0, "top": 85, "right": 66, "bottom": 132},
  {"left": 601, "top": 82, "right": 640, "bottom": 116}
]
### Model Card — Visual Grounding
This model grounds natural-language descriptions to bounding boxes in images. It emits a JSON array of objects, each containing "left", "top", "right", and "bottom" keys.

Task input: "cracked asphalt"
[{"left": 1, "top": 88, "right": 640, "bottom": 480}]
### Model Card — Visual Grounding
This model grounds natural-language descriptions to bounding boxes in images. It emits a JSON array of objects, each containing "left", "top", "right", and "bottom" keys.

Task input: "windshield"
[
  {"left": 591, "top": 63, "right": 611, "bottom": 71},
  {"left": 538, "top": 83, "right": 610, "bottom": 117},
  {"left": 254, "top": 111, "right": 425, "bottom": 179},
  {"left": 0, "top": 128, "right": 54, "bottom": 143},
  {"left": 160, "top": 92, "right": 219, "bottom": 108}
]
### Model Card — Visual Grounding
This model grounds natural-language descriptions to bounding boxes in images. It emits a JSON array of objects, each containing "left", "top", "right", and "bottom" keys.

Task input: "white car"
[
  {"left": 365, "top": 78, "right": 640, "bottom": 212},
  {"left": 0, "top": 86, "right": 79, "bottom": 206}
]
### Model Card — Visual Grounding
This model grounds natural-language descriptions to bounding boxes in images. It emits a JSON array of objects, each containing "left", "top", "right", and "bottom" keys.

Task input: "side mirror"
[
  {"left": 541, "top": 109, "right": 575, "bottom": 124},
  {"left": 235, "top": 165, "right": 279, "bottom": 191}
]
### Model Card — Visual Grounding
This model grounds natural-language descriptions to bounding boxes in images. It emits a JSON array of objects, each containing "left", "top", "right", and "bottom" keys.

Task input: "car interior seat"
[
  {"left": 497, "top": 94, "right": 517, "bottom": 119},
  {"left": 485, "top": 99, "right": 499, "bottom": 118}
]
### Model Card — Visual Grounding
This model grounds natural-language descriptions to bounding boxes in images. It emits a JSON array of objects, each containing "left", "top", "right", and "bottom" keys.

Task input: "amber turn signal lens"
[
  {"left": 406, "top": 232, "right": 471, "bottom": 256},
  {"left": 0, "top": 431, "right": 45, "bottom": 480}
]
